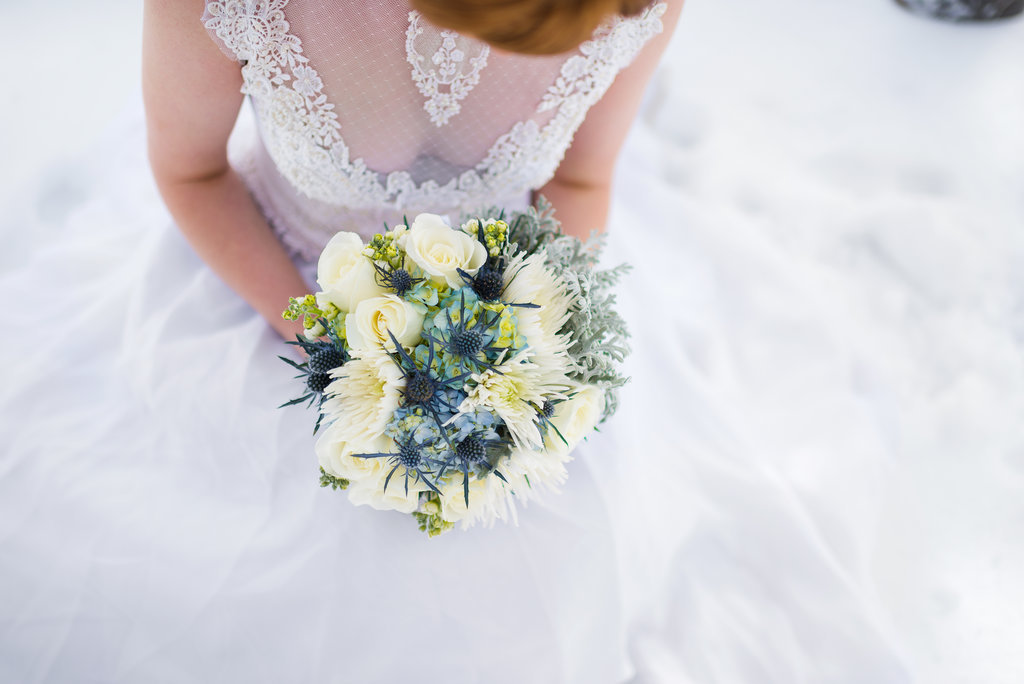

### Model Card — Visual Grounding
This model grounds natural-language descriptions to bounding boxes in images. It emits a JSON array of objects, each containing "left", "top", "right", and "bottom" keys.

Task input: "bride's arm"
[
  {"left": 533, "top": 0, "right": 684, "bottom": 241},
  {"left": 143, "top": 0, "right": 308, "bottom": 342}
]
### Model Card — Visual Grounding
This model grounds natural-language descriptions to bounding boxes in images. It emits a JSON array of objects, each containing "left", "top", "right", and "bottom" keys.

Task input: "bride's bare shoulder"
[
  {"left": 142, "top": 0, "right": 244, "bottom": 183},
  {"left": 543, "top": 0, "right": 684, "bottom": 188}
]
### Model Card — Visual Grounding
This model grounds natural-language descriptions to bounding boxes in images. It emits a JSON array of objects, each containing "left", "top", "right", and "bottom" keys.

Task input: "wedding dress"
[
  {"left": 0, "top": 2, "right": 683, "bottom": 682},
  {"left": 7, "top": 0, "right": 973, "bottom": 680}
]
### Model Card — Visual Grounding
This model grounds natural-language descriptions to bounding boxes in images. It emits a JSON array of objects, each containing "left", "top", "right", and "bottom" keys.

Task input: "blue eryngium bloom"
[
  {"left": 423, "top": 289, "right": 517, "bottom": 374},
  {"left": 358, "top": 330, "right": 515, "bottom": 506},
  {"left": 277, "top": 323, "right": 349, "bottom": 434},
  {"left": 437, "top": 425, "right": 512, "bottom": 505},
  {"left": 352, "top": 332, "right": 473, "bottom": 494},
  {"left": 352, "top": 435, "right": 442, "bottom": 497}
]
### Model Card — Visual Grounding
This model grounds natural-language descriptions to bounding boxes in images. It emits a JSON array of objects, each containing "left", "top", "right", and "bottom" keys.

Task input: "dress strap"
[{"left": 201, "top": 0, "right": 298, "bottom": 64}]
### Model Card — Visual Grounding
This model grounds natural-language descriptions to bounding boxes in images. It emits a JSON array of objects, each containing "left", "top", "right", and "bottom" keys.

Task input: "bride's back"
[{"left": 202, "top": 0, "right": 666, "bottom": 256}]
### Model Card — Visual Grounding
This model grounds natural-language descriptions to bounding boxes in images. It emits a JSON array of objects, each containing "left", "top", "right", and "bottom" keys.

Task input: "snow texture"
[{"left": 1, "top": 1, "right": 1022, "bottom": 682}]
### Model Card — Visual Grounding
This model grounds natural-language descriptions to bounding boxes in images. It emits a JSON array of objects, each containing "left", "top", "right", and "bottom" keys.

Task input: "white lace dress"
[
  {"left": 0, "top": 2, "right": 685, "bottom": 682},
  {"left": 205, "top": 0, "right": 667, "bottom": 257}
]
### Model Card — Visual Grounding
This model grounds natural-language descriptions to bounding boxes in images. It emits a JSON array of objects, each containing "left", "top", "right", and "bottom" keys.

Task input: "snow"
[
  {"left": 1, "top": 1, "right": 1022, "bottom": 681},
  {"left": 613, "top": 2, "right": 1024, "bottom": 680}
]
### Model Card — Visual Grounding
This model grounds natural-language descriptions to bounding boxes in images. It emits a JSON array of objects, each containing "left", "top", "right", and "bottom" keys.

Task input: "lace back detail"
[
  {"left": 405, "top": 11, "right": 491, "bottom": 128},
  {"left": 203, "top": 0, "right": 666, "bottom": 257}
]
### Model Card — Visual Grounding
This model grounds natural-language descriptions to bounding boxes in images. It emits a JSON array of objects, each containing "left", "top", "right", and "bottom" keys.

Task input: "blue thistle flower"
[
  {"left": 438, "top": 426, "right": 512, "bottom": 505},
  {"left": 352, "top": 435, "right": 443, "bottom": 498},
  {"left": 374, "top": 263, "right": 422, "bottom": 297},
  {"left": 534, "top": 397, "right": 569, "bottom": 448},
  {"left": 423, "top": 290, "right": 513, "bottom": 374},
  {"left": 277, "top": 326, "right": 349, "bottom": 434},
  {"left": 383, "top": 331, "right": 474, "bottom": 454},
  {"left": 415, "top": 406, "right": 511, "bottom": 505},
  {"left": 459, "top": 215, "right": 513, "bottom": 301}
]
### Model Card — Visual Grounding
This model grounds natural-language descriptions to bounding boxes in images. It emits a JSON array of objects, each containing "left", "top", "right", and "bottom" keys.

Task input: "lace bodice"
[{"left": 203, "top": 0, "right": 666, "bottom": 258}]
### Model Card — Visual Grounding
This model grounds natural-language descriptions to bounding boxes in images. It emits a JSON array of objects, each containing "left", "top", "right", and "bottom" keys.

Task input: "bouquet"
[{"left": 281, "top": 201, "right": 630, "bottom": 535}]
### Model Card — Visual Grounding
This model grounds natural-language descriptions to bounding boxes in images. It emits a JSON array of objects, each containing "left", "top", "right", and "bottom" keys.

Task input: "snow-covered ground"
[
  {"left": 2, "top": 1, "right": 1022, "bottom": 682},
  {"left": 0, "top": 1, "right": 143, "bottom": 213},
  {"left": 622, "top": 2, "right": 1024, "bottom": 681}
]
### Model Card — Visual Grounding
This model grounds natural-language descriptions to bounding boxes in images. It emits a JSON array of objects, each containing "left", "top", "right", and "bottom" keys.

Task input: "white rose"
[
  {"left": 345, "top": 294, "right": 425, "bottom": 351},
  {"left": 315, "top": 428, "right": 389, "bottom": 486},
  {"left": 347, "top": 470, "right": 422, "bottom": 514},
  {"left": 315, "top": 430, "right": 420, "bottom": 514},
  {"left": 405, "top": 213, "right": 487, "bottom": 288},
  {"left": 316, "top": 232, "right": 387, "bottom": 312},
  {"left": 548, "top": 384, "right": 606, "bottom": 452},
  {"left": 438, "top": 475, "right": 509, "bottom": 524}
]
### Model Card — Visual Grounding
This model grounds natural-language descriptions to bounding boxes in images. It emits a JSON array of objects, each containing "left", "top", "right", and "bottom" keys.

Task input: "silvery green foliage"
[
  {"left": 474, "top": 198, "right": 632, "bottom": 422},
  {"left": 499, "top": 196, "right": 563, "bottom": 256}
]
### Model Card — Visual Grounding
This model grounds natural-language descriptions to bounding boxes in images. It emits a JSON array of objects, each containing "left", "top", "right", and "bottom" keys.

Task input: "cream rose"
[
  {"left": 437, "top": 477, "right": 492, "bottom": 524},
  {"left": 315, "top": 428, "right": 390, "bottom": 485},
  {"left": 315, "top": 430, "right": 420, "bottom": 514},
  {"left": 345, "top": 294, "right": 424, "bottom": 351},
  {"left": 316, "top": 232, "right": 387, "bottom": 312},
  {"left": 348, "top": 475, "right": 419, "bottom": 511},
  {"left": 548, "top": 384, "right": 606, "bottom": 452},
  {"left": 347, "top": 469, "right": 422, "bottom": 514},
  {"left": 405, "top": 213, "right": 487, "bottom": 288}
]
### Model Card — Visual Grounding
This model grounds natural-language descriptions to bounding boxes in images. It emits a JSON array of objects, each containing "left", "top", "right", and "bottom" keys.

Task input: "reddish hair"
[{"left": 410, "top": 0, "right": 653, "bottom": 55}]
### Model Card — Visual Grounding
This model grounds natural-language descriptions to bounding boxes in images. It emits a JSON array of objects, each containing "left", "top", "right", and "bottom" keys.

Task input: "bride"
[
  {"left": 0, "top": 0, "right": 687, "bottom": 681},
  {"left": 148, "top": 0, "right": 680, "bottom": 343}
]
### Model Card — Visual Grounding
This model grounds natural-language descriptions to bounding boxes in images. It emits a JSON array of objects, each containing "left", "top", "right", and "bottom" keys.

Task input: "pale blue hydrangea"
[{"left": 405, "top": 274, "right": 446, "bottom": 311}]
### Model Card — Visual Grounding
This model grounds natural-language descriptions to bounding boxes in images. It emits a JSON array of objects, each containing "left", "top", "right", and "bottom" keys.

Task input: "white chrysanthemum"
[
  {"left": 501, "top": 250, "right": 576, "bottom": 384},
  {"left": 505, "top": 445, "right": 572, "bottom": 497},
  {"left": 321, "top": 347, "right": 404, "bottom": 446},
  {"left": 458, "top": 355, "right": 552, "bottom": 449},
  {"left": 502, "top": 250, "right": 575, "bottom": 337},
  {"left": 436, "top": 444, "right": 575, "bottom": 528},
  {"left": 513, "top": 305, "right": 572, "bottom": 384}
]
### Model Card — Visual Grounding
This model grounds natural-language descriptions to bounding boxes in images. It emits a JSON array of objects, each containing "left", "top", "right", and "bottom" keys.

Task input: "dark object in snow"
[{"left": 894, "top": 0, "right": 1023, "bottom": 20}]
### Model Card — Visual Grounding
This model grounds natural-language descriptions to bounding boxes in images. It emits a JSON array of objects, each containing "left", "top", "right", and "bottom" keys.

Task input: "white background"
[{"left": 1, "top": 1, "right": 1022, "bottom": 681}]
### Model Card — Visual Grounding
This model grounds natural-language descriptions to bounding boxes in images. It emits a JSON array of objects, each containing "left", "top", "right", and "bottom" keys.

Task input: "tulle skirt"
[
  {"left": 0, "top": 102, "right": 643, "bottom": 683},
  {"left": 3, "top": 96, "right": 1019, "bottom": 683}
]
